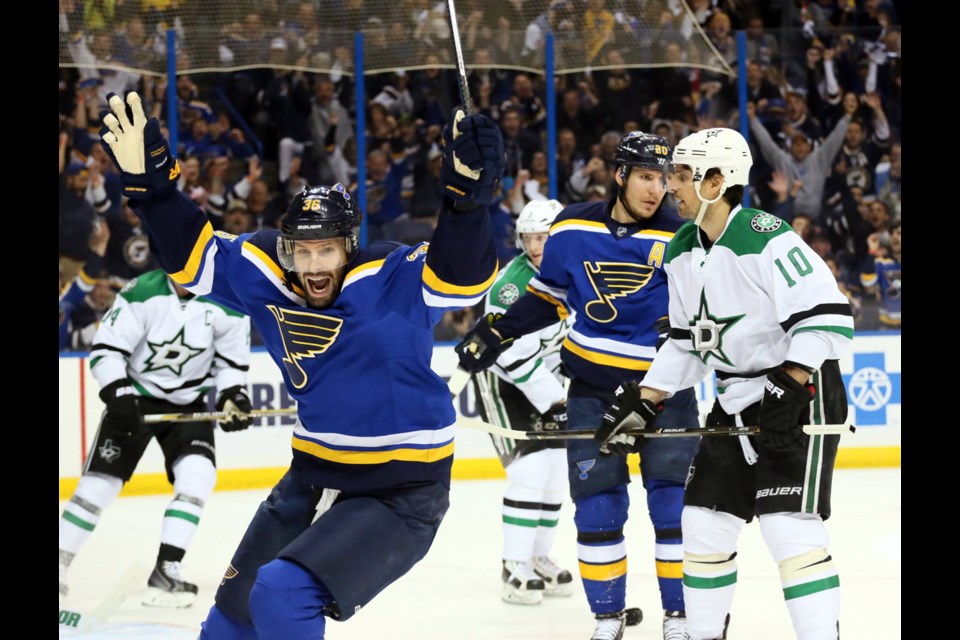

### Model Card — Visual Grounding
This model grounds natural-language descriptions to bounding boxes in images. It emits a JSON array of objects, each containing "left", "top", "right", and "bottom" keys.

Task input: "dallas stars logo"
[
  {"left": 688, "top": 290, "right": 744, "bottom": 366},
  {"left": 751, "top": 212, "right": 782, "bottom": 232},
  {"left": 143, "top": 327, "right": 205, "bottom": 375}
]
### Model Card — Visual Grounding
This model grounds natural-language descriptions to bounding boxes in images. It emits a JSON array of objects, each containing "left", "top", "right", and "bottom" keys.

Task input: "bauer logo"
[
  {"left": 843, "top": 352, "right": 901, "bottom": 426},
  {"left": 756, "top": 486, "right": 801, "bottom": 498}
]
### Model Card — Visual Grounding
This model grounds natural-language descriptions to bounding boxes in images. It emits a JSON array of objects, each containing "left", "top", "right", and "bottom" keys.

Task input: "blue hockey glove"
[
  {"left": 594, "top": 381, "right": 661, "bottom": 456},
  {"left": 98, "top": 379, "right": 143, "bottom": 436},
  {"left": 454, "top": 312, "right": 513, "bottom": 373},
  {"left": 440, "top": 109, "right": 504, "bottom": 210},
  {"left": 100, "top": 92, "right": 180, "bottom": 199},
  {"left": 539, "top": 403, "right": 568, "bottom": 431},
  {"left": 759, "top": 368, "right": 814, "bottom": 452},
  {"left": 216, "top": 385, "right": 252, "bottom": 432}
]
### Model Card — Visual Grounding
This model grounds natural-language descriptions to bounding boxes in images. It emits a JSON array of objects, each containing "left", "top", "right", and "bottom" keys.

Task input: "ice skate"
[
  {"left": 532, "top": 555, "right": 574, "bottom": 597},
  {"left": 142, "top": 560, "right": 198, "bottom": 608},
  {"left": 591, "top": 610, "right": 626, "bottom": 640},
  {"left": 663, "top": 610, "right": 690, "bottom": 640},
  {"left": 501, "top": 560, "right": 545, "bottom": 605}
]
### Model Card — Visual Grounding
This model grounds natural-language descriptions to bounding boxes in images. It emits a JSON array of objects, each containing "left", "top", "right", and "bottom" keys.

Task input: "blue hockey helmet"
[{"left": 277, "top": 184, "right": 364, "bottom": 271}]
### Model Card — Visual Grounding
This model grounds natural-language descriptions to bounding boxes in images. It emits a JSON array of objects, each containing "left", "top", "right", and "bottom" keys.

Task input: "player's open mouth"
[{"left": 304, "top": 275, "right": 332, "bottom": 298}]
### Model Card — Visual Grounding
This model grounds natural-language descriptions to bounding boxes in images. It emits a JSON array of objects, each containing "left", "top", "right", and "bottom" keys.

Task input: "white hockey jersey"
[
  {"left": 89, "top": 270, "right": 250, "bottom": 405},
  {"left": 485, "top": 254, "right": 571, "bottom": 413},
  {"left": 643, "top": 207, "right": 854, "bottom": 413}
]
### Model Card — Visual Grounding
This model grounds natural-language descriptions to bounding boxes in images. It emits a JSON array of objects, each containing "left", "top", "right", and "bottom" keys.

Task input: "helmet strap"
[{"left": 692, "top": 178, "right": 727, "bottom": 227}]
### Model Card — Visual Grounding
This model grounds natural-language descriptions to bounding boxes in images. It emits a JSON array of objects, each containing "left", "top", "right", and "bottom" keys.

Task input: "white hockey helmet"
[
  {"left": 515, "top": 199, "right": 563, "bottom": 251},
  {"left": 672, "top": 128, "right": 753, "bottom": 187}
]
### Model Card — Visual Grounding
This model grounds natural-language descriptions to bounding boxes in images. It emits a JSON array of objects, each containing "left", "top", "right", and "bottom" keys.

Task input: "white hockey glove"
[{"left": 100, "top": 92, "right": 180, "bottom": 199}]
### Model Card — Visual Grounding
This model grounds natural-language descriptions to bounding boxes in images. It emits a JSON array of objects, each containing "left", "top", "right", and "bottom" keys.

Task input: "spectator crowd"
[{"left": 59, "top": 0, "right": 901, "bottom": 349}]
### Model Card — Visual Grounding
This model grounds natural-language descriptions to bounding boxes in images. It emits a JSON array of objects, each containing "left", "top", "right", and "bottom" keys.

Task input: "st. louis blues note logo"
[
  {"left": 576, "top": 459, "right": 596, "bottom": 480},
  {"left": 268, "top": 305, "right": 343, "bottom": 389},
  {"left": 583, "top": 262, "right": 655, "bottom": 323}
]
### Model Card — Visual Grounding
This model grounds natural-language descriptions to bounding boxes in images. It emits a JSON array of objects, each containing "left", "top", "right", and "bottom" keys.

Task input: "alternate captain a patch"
[{"left": 268, "top": 305, "right": 343, "bottom": 389}]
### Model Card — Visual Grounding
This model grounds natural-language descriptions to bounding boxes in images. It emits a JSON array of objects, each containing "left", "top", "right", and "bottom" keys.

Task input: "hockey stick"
[
  {"left": 143, "top": 408, "right": 297, "bottom": 423},
  {"left": 446, "top": 0, "right": 473, "bottom": 115},
  {"left": 447, "top": 366, "right": 472, "bottom": 398},
  {"left": 455, "top": 416, "right": 855, "bottom": 441},
  {"left": 58, "top": 561, "right": 150, "bottom": 633}
]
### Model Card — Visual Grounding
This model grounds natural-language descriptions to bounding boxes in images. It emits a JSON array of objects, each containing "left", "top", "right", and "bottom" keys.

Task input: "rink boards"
[{"left": 59, "top": 333, "right": 900, "bottom": 497}]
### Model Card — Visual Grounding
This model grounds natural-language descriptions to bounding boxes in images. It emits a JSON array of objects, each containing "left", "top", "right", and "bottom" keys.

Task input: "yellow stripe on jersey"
[
  {"left": 551, "top": 219, "right": 607, "bottom": 233},
  {"left": 292, "top": 436, "right": 455, "bottom": 465},
  {"left": 579, "top": 558, "right": 627, "bottom": 581},
  {"left": 526, "top": 286, "right": 569, "bottom": 319},
  {"left": 343, "top": 258, "right": 386, "bottom": 287},
  {"left": 422, "top": 263, "right": 498, "bottom": 296},
  {"left": 656, "top": 559, "right": 684, "bottom": 579},
  {"left": 243, "top": 241, "right": 306, "bottom": 297},
  {"left": 77, "top": 269, "right": 97, "bottom": 286},
  {"left": 563, "top": 337, "right": 652, "bottom": 370},
  {"left": 170, "top": 222, "right": 215, "bottom": 285},
  {"left": 633, "top": 229, "right": 675, "bottom": 239}
]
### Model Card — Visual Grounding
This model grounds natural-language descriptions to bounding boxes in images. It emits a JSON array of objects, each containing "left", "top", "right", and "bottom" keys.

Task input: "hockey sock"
[
  {"left": 59, "top": 473, "right": 124, "bottom": 557},
  {"left": 646, "top": 479, "right": 685, "bottom": 611},
  {"left": 682, "top": 506, "right": 744, "bottom": 639},
  {"left": 532, "top": 449, "right": 567, "bottom": 558},
  {"left": 574, "top": 487, "right": 629, "bottom": 614},
  {"left": 760, "top": 513, "right": 839, "bottom": 639},
  {"left": 160, "top": 455, "right": 216, "bottom": 554}
]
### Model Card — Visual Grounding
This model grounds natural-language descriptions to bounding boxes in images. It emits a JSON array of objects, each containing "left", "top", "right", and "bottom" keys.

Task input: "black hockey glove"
[
  {"left": 594, "top": 381, "right": 661, "bottom": 456},
  {"left": 440, "top": 109, "right": 504, "bottom": 211},
  {"left": 655, "top": 316, "right": 671, "bottom": 351},
  {"left": 454, "top": 313, "right": 514, "bottom": 373},
  {"left": 539, "top": 403, "right": 568, "bottom": 431},
  {"left": 758, "top": 368, "right": 815, "bottom": 452},
  {"left": 216, "top": 385, "right": 253, "bottom": 432},
  {"left": 98, "top": 379, "right": 143, "bottom": 436},
  {"left": 99, "top": 91, "right": 180, "bottom": 200}
]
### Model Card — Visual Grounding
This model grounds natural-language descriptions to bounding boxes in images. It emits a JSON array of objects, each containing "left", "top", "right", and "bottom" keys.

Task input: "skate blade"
[
  {"left": 141, "top": 587, "right": 196, "bottom": 609},
  {"left": 501, "top": 586, "right": 544, "bottom": 605},
  {"left": 543, "top": 583, "right": 575, "bottom": 597}
]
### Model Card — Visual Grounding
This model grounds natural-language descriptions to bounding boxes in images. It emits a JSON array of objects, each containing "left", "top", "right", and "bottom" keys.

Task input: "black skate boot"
[{"left": 142, "top": 560, "right": 198, "bottom": 608}]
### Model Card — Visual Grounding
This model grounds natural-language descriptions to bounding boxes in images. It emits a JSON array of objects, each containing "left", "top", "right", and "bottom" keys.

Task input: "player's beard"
[{"left": 298, "top": 267, "right": 346, "bottom": 309}]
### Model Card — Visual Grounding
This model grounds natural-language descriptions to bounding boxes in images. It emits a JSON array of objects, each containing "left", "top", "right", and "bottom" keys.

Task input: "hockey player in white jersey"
[
  {"left": 58, "top": 271, "right": 251, "bottom": 608},
  {"left": 471, "top": 199, "right": 574, "bottom": 605},
  {"left": 595, "top": 128, "right": 854, "bottom": 640}
]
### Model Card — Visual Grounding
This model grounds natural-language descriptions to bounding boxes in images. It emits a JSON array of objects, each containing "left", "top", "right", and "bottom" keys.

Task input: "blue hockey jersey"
[
  {"left": 495, "top": 199, "right": 684, "bottom": 393},
  {"left": 132, "top": 191, "right": 498, "bottom": 492}
]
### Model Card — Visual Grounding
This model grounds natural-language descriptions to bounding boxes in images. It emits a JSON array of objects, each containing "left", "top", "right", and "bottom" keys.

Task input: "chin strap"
[{"left": 692, "top": 179, "right": 728, "bottom": 227}]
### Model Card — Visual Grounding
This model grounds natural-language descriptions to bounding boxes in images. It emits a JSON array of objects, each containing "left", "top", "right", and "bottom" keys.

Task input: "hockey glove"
[
  {"left": 539, "top": 403, "right": 568, "bottom": 431},
  {"left": 440, "top": 109, "right": 504, "bottom": 210},
  {"left": 758, "top": 368, "right": 815, "bottom": 452},
  {"left": 454, "top": 313, "right": 514, "bottom": 373},
  {"left": 216, "top": 385, "right": 253, "bottom": 432},
  {"left": 98, "top": 379, "right": 143, "bottom": 436},
  {"left": 655, "top": 316, "right": 671, "bottom": 351},
  {"left": 594, "top": 381, "right": 661, "bottom": 456},
  {"left": 100, "top": 92, "right": 180, "bottom": 200}
]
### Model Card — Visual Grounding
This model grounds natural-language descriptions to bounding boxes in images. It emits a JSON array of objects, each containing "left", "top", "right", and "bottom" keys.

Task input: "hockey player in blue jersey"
[
  {"left": 456, "top": 132, "right": 699, "bottom": 640},
  {"left": 99, "top": 92, "right": 503, "bottom": 639}
]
